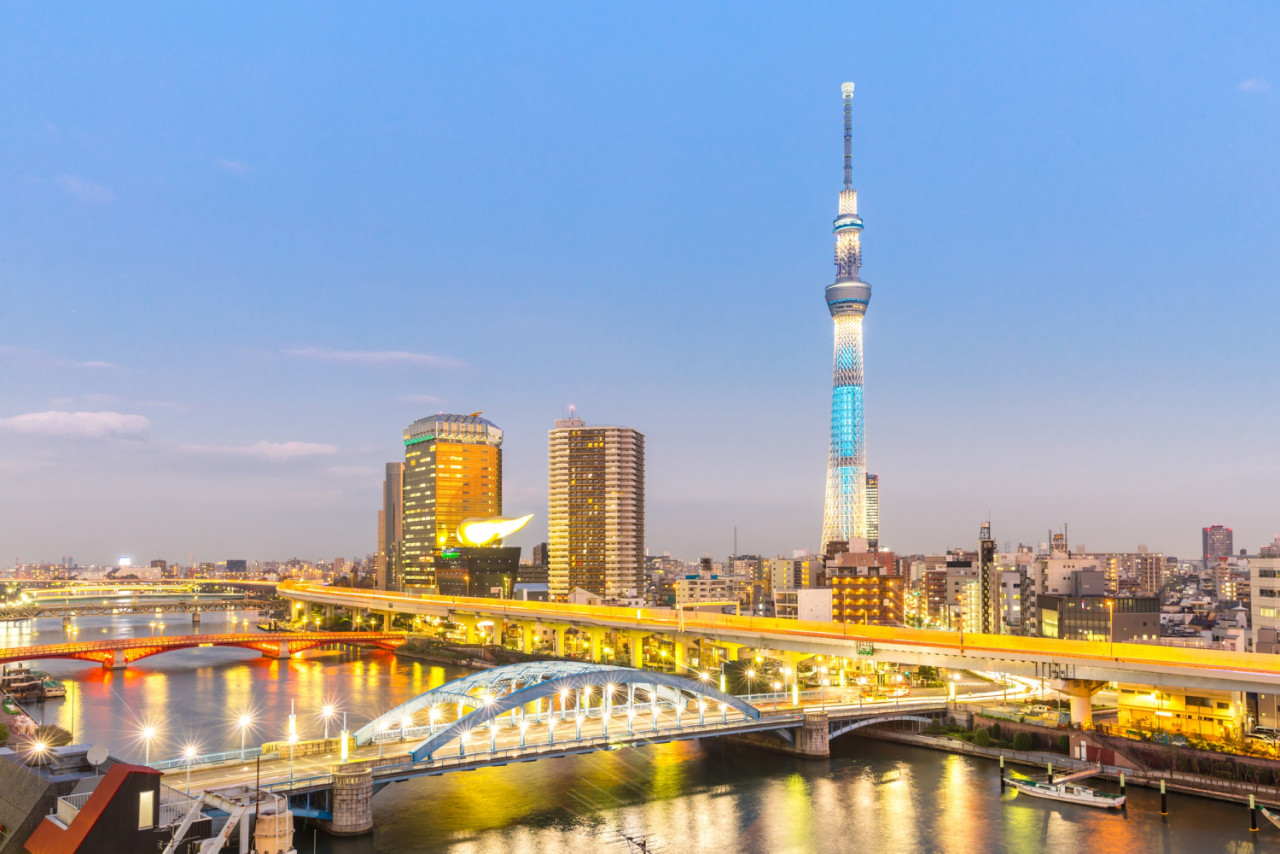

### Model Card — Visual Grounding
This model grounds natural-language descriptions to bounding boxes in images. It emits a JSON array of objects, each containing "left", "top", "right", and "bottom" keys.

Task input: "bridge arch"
[
  {"left": 354, "top": 661, "right": 760, "bottom": 761},
  {"left": 829, "top": 713, "right": 938, "bottom": 741}
]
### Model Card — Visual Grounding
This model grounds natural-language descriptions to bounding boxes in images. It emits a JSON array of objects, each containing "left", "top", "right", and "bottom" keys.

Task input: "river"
[{"left": 3, "top": 612, "right": 1271, "bottom": 853}]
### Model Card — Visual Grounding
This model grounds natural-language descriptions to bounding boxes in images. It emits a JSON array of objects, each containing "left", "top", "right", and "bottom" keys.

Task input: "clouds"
[
  {"left": 179, "top": 440, "right": 338, "bottom": 460},
  {"left": 214, "top": 158, "right": 250, "bottom": 177},
  {"left": 56, "top": 174, "right": 114, "bottom": 203},
  {"left": 0, "top": 345, "right": 117, "bottom": 369},
  {"left": 0, "top": 410, "right": 150, "bottom": 439},
  {"left": 285, "top": 346, "right": 464, "bottom": 369},
  {"left": 1240, "top": 78, "right": 1272, "bottom": 93}
]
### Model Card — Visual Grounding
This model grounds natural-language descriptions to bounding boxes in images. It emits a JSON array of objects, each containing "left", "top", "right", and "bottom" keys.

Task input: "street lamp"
[
  {"left": 236, "top": 713, "right": 253, "bottom": 760},
  {"left": 401, "top": 714, "right": 413, "bottom": 742},
  {"left": 745, "top": 669, "right": 756, "bottom": 703},
  {"left": 772, "top": 681, "right": 782, "bottom": 710},
  {"left": 320, "top": 704, "right": 337, "bottom": 740},
  {"left": 1106, "top": 599, "right": 1115, "bottom": 658},
  {"left": 183, "top": 744, "right": 198, "bottom": 794},
  {"left": 141, "top": 725, "right": 157, "bottom": 765},
  {"left": 287, "top": 733, "right": 297, "bottom": 786}
]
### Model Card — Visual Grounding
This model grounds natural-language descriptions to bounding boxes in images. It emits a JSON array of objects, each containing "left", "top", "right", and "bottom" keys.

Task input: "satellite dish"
[{"left": 87, "top": 745, "right": 108, "bottom": 768}]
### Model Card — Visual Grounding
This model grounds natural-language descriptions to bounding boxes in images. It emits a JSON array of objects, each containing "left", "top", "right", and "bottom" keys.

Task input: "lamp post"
[
  {"left": 321, "top": 704, "right": 336, "bottom": 741},
  {"left": 1106, "top": 599, "right": 1115, "bottom": 658},
  {"left": 184, "top": 745, "right": 198, "bottom": 794},
  {"left": 745, "top": 669, "right": 755, "bottom": 704},
  {"left": 237, "top": 713, "right": 253, "bottom": 760},
  {"left": 141, "top": 726, "right": 157, "bottom": 766},
  {"left": 401, "top": 715, "right": 413, "bottom": 742},
  {"left": 288, "top": 733, "right": 297, "bottom": 786}
]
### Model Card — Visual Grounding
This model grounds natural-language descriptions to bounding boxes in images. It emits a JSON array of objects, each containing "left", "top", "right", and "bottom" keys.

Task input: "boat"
[
  {"left": 1261, "top": 805, "right": 1280, "bottom": 830},
  {"left": 41, "top": 679, "right": 66, "bottom": 698},
  {"left": 1008, "top": 776, "right": 1126, "bottom": 809}
]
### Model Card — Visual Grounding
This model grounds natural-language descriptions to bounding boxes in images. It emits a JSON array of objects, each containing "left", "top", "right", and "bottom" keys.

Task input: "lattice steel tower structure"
[{"left": 821, "top": 82, "right": 872, "bottom": 552}]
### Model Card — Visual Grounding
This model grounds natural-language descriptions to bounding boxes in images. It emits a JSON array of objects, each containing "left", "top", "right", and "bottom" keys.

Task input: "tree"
[
  {"left": 974, "top": 728, "right": 990, "bottom": 747},
  {"left": 989, "top": 722, "right": 1001, "bottom": 741},
  {"left": 1013, "top": 732, "right": 1033, "bottom": 751}
]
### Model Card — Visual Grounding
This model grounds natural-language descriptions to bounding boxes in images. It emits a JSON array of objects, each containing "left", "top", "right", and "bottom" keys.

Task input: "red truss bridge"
[{"left": 0, "top": 631, "right": 407, "bottom": 670}]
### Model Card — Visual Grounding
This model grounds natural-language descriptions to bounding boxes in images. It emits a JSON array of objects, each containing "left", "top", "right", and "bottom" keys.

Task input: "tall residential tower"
[
  {"left": 547, "top": 415, "right": 645, "bottom": 601},
  {"left": 822, "top": 82, "right": 872, "bottom": 552}
]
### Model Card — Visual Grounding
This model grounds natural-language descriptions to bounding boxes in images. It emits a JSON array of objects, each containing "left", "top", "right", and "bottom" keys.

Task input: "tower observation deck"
[{"left": 821, "top": 82, "right": 871, "bottom": 552}]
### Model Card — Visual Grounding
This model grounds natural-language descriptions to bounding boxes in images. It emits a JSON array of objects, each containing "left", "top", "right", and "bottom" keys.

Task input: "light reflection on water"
[{"left": 5, "top": 613, "right": 1267, "bottom": 853}]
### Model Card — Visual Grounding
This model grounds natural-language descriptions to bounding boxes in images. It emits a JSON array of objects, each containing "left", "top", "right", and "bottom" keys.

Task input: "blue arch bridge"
[{"left": 186, "top": 662, "right": 949, "bottom": 836}]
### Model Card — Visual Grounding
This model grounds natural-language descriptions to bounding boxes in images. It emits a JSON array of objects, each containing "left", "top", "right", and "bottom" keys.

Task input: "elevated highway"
[{"left": 279, "top": 582, "right": 1280, "bottom": 698}]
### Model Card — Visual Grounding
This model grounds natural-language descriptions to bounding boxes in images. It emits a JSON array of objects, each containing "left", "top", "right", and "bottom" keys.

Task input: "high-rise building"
[
  {"left": 400, "top": 414, "right": 503, "bottom": 592},
  {"left": 865, "top": 473, "right": 880, "bottom": 550},
  {"left": 547, "top": 415, "right": 645, "bottom": 601},
  {"left": 978, "top": 523, "right": 998, "bottom": 634},
  {"left": 1203, "top": 525, "right": 1234, "bottom": 566},
  {"left": 822, "top": 82, "right": 873, "bottom": 553},
  {"left": 376, "top": 462, "right": 404, "bottom": 591}
]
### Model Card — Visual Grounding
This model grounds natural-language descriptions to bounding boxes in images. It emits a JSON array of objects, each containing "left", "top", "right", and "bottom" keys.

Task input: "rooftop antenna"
[{"left": 841, "top": 82, "right": 854, "bottom": 189}]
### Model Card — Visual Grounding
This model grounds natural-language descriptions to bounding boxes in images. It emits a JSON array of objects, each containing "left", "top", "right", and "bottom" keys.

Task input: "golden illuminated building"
[
  {"left": 401, "top": 414, "right": 503, "bottom": 591},
  {"left": 1116, "top": 683, "right": 1243, "bottom": 740},
  {"left": 826, "top": 549, "right": 902, "bottom": 625}
]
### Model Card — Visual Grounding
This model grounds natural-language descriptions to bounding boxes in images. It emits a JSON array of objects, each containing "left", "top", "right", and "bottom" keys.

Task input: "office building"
[
  {"left": 774, "top": 588, "right": 834, "bottom": 622},
  {"left": 376, "top": 462, "right": 404, "bottom": 591},
  {"left": 865, "top": 474, "right": 879, "bottom": 550},
  {"left": 822, "top": 82, "right": 874, "bottom": 553},
  {"left": 400, "top": 414, "right": 503, "bottom": 592},
  {"left": 547, "top": 415, "right": 645, "bottom": 600},
  {"left": 1251, "top": 557, "right": 1280, "bottom": 653},
  {"left": 1036, "top": 595, "right": 1160, "bottom": 642},
  {"left": 1203, "top": 525, "right": 1234, "bottom": 566}
]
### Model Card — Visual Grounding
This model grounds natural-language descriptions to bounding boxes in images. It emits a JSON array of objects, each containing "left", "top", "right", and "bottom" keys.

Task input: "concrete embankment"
[{"left": 859, "top": 725, "right": 1280, "bottom": 809}]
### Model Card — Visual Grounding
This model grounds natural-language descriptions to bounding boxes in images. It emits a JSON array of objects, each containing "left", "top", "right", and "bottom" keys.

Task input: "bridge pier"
[
  {"left": 588, "top": 631, "right": 602, "bottom": 662},
  {"left": 521, "top": 622, "right": 536, "bottom": 653},
  {"left": 381, "top": 611, "right": 392, "bottom": 631},
  {"left": 107, "top": 649, "right": 127, "bottom": 670},
  {"left": 319, "top": 766, "right": 373, "bottom": 836},
  {"left": 191, "top": 611, "right": 201, "bottom": 626},
  {"left": 62, "top": 616, "right": 71, "bottom": 631},
  {"left": 551, "top": 625, "right": 567, "bottom": 657},
  {"left": 1050, "top": 678, "right": 1108, "bottom": 727},
  {"left": 264, "top": 640, "right": 292, "bottom": 660},
  {"left": 795, "top": 712, "right": 831, "bottom": 758}
]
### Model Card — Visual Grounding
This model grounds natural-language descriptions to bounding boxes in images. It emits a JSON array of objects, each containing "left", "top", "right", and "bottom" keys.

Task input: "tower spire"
[
  {"left": 842, "top": 82, "right": 854, "bottom": 189},
  {"left": 822, "top": 81, "right": 873, "bottom": 554}
]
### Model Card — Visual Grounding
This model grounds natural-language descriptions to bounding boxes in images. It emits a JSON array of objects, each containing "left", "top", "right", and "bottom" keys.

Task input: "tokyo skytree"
[{"left": 821, "top": 82, "right": 872, "bottom": 551}]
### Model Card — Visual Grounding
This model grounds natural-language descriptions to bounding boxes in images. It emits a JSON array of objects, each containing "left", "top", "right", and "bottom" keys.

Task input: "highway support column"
[{"left": 1049, "top": 679, "right": 1107, "bottom": 728}]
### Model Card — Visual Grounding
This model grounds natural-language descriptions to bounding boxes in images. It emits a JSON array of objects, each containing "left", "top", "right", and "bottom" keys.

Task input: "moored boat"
[
  {"left": 1261, "top": 805, "right": 1280, "bottom": 830},
  {"left": 1008, "top": 776, "right": 1125, "bottom": 809}
]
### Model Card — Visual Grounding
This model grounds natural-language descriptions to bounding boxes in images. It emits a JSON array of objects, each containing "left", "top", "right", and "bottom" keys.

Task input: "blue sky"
[{"left": 2, "top": 2, "right": 1277, "bottom": 565}]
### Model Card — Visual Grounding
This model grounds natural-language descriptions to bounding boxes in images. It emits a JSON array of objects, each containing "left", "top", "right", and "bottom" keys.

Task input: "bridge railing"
[{"left": 152, "top": 747, "right": 268, "bottom": 770}]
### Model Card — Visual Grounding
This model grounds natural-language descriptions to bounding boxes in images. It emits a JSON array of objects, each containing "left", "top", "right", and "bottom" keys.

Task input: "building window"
[{"left": 139, "top": 790, "right": 154, "bottom": 829}]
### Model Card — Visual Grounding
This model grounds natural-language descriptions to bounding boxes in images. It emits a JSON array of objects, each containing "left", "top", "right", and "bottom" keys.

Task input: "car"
[{"left": 1026, "top": 704, "right": 1053, "bottom": 716}]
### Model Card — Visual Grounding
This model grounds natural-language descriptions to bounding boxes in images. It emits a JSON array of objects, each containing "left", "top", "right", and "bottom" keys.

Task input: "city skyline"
[{"left": 3, "top": 5, "right": 1279, "bottom": 563}]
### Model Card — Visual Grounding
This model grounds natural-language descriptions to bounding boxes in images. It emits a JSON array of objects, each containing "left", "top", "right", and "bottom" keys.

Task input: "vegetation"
[
  {"left": 0, "top": 722, "right": 8, "bottom": 747},
  {"left": 974, "top": 728, "right": 990, "bottom": 747},
  {"left": 1056, "top": 735, "right": 1071, "bottom": 753},
  {"left": 1012, "top": 732, "right": 1033, "bottom": 751}
]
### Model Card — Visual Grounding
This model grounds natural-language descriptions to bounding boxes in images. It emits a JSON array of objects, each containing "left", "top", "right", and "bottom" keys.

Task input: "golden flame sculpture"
[{"left": 457, "top": 514, "right": 534, "bottom": 547}]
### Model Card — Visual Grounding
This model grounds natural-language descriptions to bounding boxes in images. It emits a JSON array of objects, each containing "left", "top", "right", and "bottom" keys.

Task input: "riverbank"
[{"left": 861, "top": 725, "right": 1280, "bottom": 810}]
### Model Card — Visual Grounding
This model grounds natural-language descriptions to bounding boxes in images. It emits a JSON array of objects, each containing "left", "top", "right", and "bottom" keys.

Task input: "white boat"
[
  {"left": 1008, "top": 776, "right": 1126, "bottom": 809},
  {"left": 1261, "top": 805, "right": 1280, "bottom": 830}
]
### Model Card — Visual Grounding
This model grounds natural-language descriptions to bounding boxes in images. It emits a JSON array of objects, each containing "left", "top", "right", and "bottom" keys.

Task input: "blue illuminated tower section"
[{"left": 822, "top": 82, "right": 872, "bottom": 551}]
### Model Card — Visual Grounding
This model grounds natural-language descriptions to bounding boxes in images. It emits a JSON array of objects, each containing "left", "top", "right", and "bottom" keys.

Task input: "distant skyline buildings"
[{"left": 1203, "top": 525, "right": 1235, "bottom": 566}]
